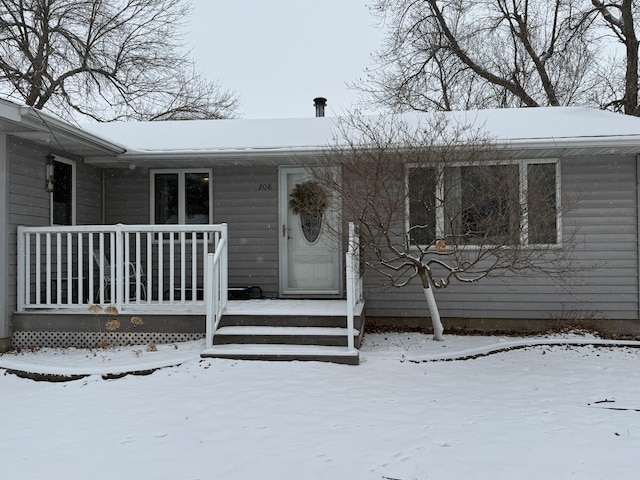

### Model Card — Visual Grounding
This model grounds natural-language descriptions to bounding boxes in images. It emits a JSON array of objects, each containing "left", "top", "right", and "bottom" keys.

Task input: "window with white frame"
[
  {"left": 51, "top": 157, "right": 75, "bottom": 226},
  {"left": 150, "top": 170, "right": 212, "bottom": 225},
  {"left": 408, "top": 160, "right": 558, "bottom": 246}
]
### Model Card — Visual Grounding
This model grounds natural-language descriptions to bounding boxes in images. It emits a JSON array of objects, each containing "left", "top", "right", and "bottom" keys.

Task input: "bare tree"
[
  {"left": 580, "top": 0, "right": 640, "bottom": 115},
  {"left": 362, "top": 0, "right": 604, "bottom": 113},
  {"left": 307, "top": 112, "right": 572, "bottom": 340},
  {"left": 0, "top": 0, "right": 239, "bottom": 121}
]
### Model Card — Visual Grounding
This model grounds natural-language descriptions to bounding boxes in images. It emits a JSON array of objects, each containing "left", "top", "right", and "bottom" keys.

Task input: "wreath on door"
[{"left": 289, "top": 181, "right": 328, "bottom": 243}]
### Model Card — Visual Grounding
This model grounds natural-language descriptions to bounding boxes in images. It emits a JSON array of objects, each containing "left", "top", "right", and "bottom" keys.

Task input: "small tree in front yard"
[{"left": 308, "top": 112, "right": 575, "bottom": 340}]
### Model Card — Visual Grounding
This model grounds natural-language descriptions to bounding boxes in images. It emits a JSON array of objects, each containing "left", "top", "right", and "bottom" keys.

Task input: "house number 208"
[{"left": 258, "top": 184, "right": 272, "bottom": 190}]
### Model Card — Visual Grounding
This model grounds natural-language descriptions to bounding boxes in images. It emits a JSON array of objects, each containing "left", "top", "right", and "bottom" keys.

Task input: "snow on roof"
[
  {"left": 81, "top": 107, "right": 640, "bottom": 156},
  {"left": 83, "top": 116, "right": 337, "bottom": 155}
]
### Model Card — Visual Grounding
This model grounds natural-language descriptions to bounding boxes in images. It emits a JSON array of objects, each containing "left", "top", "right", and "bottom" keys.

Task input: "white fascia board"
[
  {"left": 83, "top": 147, "right": 324, "bottom": 165},
  {"left": 503, "top": 135, "right": 640, "bottom": 153}
]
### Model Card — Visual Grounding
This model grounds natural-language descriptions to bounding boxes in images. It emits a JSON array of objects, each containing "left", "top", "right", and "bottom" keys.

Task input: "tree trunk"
[
  {"left": 422, "top": 284, "right": 444, "bottom": 341},
  {"left": 621, "top": 0, "right": 639, "bottom": 115}
]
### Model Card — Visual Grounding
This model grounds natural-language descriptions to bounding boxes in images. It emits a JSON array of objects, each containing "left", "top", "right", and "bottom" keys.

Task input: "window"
[
  {"left": 526, "top": 163, "right": 557, "bottom": 244},
  {"left": 408, "top": 160, "right": 558, "bottom": 246},
  {"left": 151, "top": 170, "right": 212, "bottom": 225},
  {"left": 444, "top": 164, "right": 520, "bottom": 244},
  {"left": 408, "top": 167, "right": 437, "bottom": 246},
  {"left": 51, "top": 157, "right": 75, "bottom": 225}
]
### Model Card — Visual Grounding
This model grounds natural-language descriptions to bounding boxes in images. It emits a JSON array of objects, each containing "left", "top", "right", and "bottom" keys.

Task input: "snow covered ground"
[{"left": 1, "top": 333, "right": 639, "bottom": 480}]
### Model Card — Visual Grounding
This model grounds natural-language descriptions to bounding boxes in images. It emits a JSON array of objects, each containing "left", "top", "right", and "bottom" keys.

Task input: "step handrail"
[
  {"left": 346, "top": 222, "right": 363, "bottom": 352},
  {"left": 205, "top": 227, "right": 228, "bottom": 349}
]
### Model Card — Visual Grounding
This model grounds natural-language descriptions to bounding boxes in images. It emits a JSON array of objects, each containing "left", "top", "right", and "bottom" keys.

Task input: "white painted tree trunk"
[{"left": 423, "top": 285, "right": 444, "bottom": 341}]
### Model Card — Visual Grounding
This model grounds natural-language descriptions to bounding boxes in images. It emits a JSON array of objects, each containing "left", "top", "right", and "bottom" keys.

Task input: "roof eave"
[
  {"left": 83, "top": 147, "right": 325, "bottom": 167},
  {"left": 18, "top": 105, "right": 127, "bottom": 156},
  {"left": 84, "top": 134, "right": 640, "bottom": 168}
]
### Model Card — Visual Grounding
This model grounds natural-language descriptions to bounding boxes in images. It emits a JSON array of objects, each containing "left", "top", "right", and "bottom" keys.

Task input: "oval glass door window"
[{"left": 300, "top": 211, "right": 322, "bottom": 243}]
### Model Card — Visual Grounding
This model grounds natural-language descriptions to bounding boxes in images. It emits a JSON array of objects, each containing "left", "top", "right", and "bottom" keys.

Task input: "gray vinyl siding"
[
  {"left": 75, "top": 162, "right": 103, "bottom": 225},
  {"left": 104, "top": 168, "right": 150, "bottom": 224},
  {"left": 215, "top": 166, "right": 279, "bottom": 297},
  {"left": 104, "top": 164, "right": 281, "bottom": 297},
  {"left": 9, "top": 140, "right": 50, "bottom": 225},
  {"left": 7, "top": 139, "right": 105, "bottom": 313},
  {"left": 10, "top": 140, "right": 104, "bottom": 227},
  {"left": 14, "top": 149, "right": 636, "bottom": 320},
  {"left": 7, "top": 139, "right": 50, "bottom": 315},
  {"left": 8, "top": 138, "right": 102, "bottom": 311},
  {"left": 364, "top": 154, "right": 640, "bottom": 321}
]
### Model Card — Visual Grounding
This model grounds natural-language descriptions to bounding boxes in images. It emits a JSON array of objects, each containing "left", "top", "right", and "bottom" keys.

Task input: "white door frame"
[{"left": 278, "top": 166, "right": 342, "bottom": 297}]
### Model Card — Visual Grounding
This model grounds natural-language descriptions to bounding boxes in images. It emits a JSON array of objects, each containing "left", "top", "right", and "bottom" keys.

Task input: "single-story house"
[{"left": 2, "top": 97, "right": 640, "bottom": 363}]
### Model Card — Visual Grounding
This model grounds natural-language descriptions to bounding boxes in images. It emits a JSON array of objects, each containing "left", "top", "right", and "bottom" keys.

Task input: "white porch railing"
[
  {"left": 205, "top": 233, "right": 228, "bottom": 349},
  {"left": 346, "top": 222, "right": 363, "bottom": 352},
  {"left": 16, "top": 223, "right": 228, "bottom": 313}
]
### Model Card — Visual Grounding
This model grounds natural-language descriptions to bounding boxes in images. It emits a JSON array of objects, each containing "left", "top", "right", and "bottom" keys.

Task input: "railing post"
[
  {"left": 346, "top": 254, "right": 355, "bottom": 352},
  {"left": 346, "top": 222, "right": 356, "bottom": 352},
  {"left": 45, "top": 233, "right": 51, "bottom": 305},
  {"left": 16, "top": 227, "right": 25, "bottom": 312},
  {"left": 205, "top": 252, "right": 214, "bottom": 349},
  {"left": 220, "top": 223, "right": 228, "bottom": 311},
  {"left": 115, "top": 223, "right": 124, "bottom": 310}
]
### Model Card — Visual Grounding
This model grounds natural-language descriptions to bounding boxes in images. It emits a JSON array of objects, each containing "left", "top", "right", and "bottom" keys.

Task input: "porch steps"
[
  {"left": 201, "top": 344, "right": 360, "bottom": 365},
  {"left": 201, "top": 300, "right": 364, "bottom": 365},
  {"left": 213, "top": 325, "right": 361, "bottom": 347}
]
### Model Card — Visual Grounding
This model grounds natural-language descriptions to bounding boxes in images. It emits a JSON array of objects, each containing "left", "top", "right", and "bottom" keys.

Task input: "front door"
[{"left": 279, "top": 167, "right": 341, "bottom": 296}]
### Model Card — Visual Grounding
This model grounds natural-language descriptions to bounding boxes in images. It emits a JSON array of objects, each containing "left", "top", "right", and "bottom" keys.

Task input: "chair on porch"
[{"left": 92, "top": 249, "right": 147, "bottom": 302}]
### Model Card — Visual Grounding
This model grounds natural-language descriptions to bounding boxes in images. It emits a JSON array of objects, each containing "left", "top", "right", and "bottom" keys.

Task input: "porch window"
[
  {"left": 408, "top": 160, "right": 558, "bottom": 246},
  {"left": 51, "top": 158, "right": 75, "bottom": 226},
  {"left": 151, "top": 170, "right": 212, "bottom": 225}
]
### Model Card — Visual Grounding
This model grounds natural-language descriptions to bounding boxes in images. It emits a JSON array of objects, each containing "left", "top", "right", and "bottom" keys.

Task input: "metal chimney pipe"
[{"left": 313, "top": 97, "right": 327, "bottom": 117}]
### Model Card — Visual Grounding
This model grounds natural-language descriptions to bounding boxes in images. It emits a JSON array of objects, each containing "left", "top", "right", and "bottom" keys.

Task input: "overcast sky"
[{"left": 187, "top": 0, "right": 384, "bottom": 119}]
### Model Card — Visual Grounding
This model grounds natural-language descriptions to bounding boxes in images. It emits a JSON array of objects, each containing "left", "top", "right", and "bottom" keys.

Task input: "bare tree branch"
[
  {"left": 587, "top": 0, "right": 638, "bottom": 115},
  {"left": 360, "top": 0, "right": 606, "bottom": 113},
  {"left": 0, "top": 0, "right": 239, "bottom": 121},
  {"left": 306, "top": 111, "right": 581, "bottom": 338}
]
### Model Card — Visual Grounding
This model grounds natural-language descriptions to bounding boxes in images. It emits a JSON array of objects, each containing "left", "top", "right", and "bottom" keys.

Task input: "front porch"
[{"left": 14, "top": 223, "right": 365, "bottom": 363}]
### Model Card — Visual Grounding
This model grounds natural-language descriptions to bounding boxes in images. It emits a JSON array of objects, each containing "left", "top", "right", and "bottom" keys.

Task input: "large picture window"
[
  {"left": 151, "top": 170, "right": 212, "bottom": 225},
  {"left": 408, "top": 160, "right": 558, "bottom": 246}
]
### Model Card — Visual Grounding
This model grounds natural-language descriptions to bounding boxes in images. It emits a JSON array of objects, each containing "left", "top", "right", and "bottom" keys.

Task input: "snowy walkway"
[{"left": 1, "top": 332, "right": 638, "bottom": 378}]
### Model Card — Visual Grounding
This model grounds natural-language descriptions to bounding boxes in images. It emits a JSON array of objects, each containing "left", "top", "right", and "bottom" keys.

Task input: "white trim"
[
  {"left": 278, "top": 166, "right": 302, "bottom": 295},
  {"left": 149, "top": 168, "right": 213, "bottom": 225},
  {"left": 521, "top": 158, "right": 562, "bottom": 246},
  {"left": 49, "top": 156, "right": 76, "bottom": 226},
  {"left": 519, "top": 161, "right": 529, "bottom": 245}
]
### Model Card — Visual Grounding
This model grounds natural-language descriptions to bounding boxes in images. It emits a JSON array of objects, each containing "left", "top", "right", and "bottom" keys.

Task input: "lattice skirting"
[{"left": 12, "top": 331, "right": 205, "bottom": 350}]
